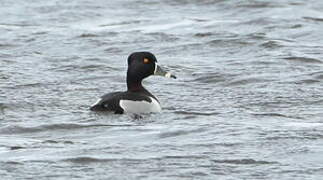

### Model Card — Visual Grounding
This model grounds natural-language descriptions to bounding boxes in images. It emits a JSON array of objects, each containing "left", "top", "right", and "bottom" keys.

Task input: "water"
[{"left": 1, "top": 0, "right": 323, "bottom": 179}]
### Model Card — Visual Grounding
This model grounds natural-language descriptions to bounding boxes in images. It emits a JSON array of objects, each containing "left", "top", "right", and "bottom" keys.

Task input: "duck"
[{"left": 90, "top": 52, "right": 176, "bottom": 114}]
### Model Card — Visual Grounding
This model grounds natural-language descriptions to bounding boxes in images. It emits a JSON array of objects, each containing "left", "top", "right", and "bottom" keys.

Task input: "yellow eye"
[{"left": 143, "top": 58, "right": 150, "bottom": 64}]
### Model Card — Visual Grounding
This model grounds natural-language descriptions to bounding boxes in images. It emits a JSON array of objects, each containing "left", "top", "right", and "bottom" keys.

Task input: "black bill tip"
[{"left": 171, "top": 74, "right": 177, "bottom": 79}]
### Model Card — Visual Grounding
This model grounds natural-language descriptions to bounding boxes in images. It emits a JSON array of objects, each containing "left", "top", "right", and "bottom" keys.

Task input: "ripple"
[
  {"left": 251, "top": 113, "right": 303, "bottom": 120},
  {"left": 104, "top": 47, "right": 123, "bottom": 53},
  {"left": 78, "top": 33, "right": 99, "bottom": 38},
  {"left": 0, "top": 103, "right": 7, "bottom": 112},
  {"left": 283, "top": 57, "right": 322, "bottom": 64},
  {"left": 14, "top": 82, "right": 43, "bottom": 88},
  {"left": 174, "top": 110, "right": 220, "bottom": 116},
  {"left": 63, "top": 157, "right": 111, "bottom": 164},
  {"left": 9, "top": 146, "right": 25, "bottom": 150},
  {"left": 166, "top": 0, "right": 226, "bottom": 6},
  {"left": 99, "top": 20, "right": 142, "bottom": 27},
  {"left": 158, "top": 127, "right": 207, "bottom": 138},
  {"left": 236, "top": 1, "right": 279, "bottom": 8},
  {"left": 191, "top": 74, "right": 227, "bottom": 84},
  {"left": 265, "top": 130, "right": 323, "bottom": 140},
  {"left": 194, "top": 32, "right": 214, "bottom": 37},
  {"left": 0, "top": 43, "right": 17, "bottom": 48},
  {"left": 0, "top": 123, "right": 133, "bottom": 134},
  {"left": 146, "top": 32, "right": 179, "bottom": 41},
  {"left": 2, "top": 161, "right": 23, "bottom": 165},
  {"left": 260, "top": 40, "right": 283, "bottom": 49},
  {"left": 208, "top": 39, "right": 251, "bottom": 47},
  {"left": 0, "top": 23, "right": 39, "bottom": 27},
  {"left": 241, "top": 18, "right": 276, "bottom": 25},
  {"left": 290, "top": 24, "right": 303, "bottom": 29},
  {"left": 50, "top": 63, "right": 117, "bottom": 72},
  {"left": 295, "top": 79, "right": 320, "bottom": 84},
  {"left": 307, "top": 71, "right": 323, "bottom": 80},
  {"left": 246, "top": 32, "right": 266, "bottom": 40},
  {"left": 303, "top": 17, "right": 323, "bottom": 22},
  {"left": 42, "top": 140, "right": 74, "bottom": 144},
  {"left": 212, "top": 159, "right": 277, "bottom": 165},
  {"left": 226, "top": 77, "right": 270, "bottom": 86},
  {"left": 63, "top": 157, "right": 149, "bottom": 164},
  {"left": 162, "top": 155, "right": 207, "bottom": 159}
]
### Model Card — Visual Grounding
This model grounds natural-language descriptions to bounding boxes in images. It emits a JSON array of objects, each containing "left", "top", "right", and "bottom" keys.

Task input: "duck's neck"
[
  {"left": 127, "top": 75, "right": 144, "bottom": 92},
  {"left": 126, "top": 74, "right": 158, "bottom": 101}
]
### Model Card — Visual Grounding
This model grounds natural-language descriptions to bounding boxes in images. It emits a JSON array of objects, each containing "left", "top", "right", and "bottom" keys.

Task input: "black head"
[
  {"left": 126, "top": 52, "right": 176, "bottom": 91},
  {"left": 127, "top": 52, "right": 157, "bottom": 82}
]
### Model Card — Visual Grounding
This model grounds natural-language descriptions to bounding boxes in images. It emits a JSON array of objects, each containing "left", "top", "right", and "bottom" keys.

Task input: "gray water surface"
[{"left": 1, "top": 0, "right": 323, "bottom": 179}]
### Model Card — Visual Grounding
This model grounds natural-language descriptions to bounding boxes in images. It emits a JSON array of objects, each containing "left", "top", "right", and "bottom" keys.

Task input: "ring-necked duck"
[{"left": 90, "top": 52, "right": 176, "bottom": 114}]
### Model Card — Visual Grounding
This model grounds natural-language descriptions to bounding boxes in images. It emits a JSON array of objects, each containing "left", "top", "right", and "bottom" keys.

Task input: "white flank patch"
[
  {"left": 119, "top": 97, "right": 161, "bottom": 114},
  {"left": 91, "top": 98, "right": 101, "bottom": 107}
]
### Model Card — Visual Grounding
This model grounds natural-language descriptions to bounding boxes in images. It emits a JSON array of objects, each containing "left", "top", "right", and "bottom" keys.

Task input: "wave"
[
  {"left": 251, "top": 112, "right": 303, "bottom": 119},
  {"left": 0, "top": 123, "right": 133, "bottom": 134},
  {"left": 174, "top": 110, "right": 220, "bottom": 116},
  {"left": 283, "top": 57, "right": 322, "bottom": 64},
  {"left": 63, "top": 157, "right": 112, "bottom": 163},
  {"left": 260, "top": 40, "right": 284, "bottom": 48},
  {"left": 213, "top": 159, "right": 277, "bottom": 165},
  {"left": 303, "top": 16, "right": 323, "bottom": 22},
  {"left": 158, "top": 127, "right": 208, "bottom": 138}
]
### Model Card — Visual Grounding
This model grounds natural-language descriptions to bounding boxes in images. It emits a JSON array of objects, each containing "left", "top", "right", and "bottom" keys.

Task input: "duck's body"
[
  {"left": 90, "top": 52, "right": 175, "bottom": 114},
  {"left": 90, "top": 88, "right": 161, "bottom": 114}
]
